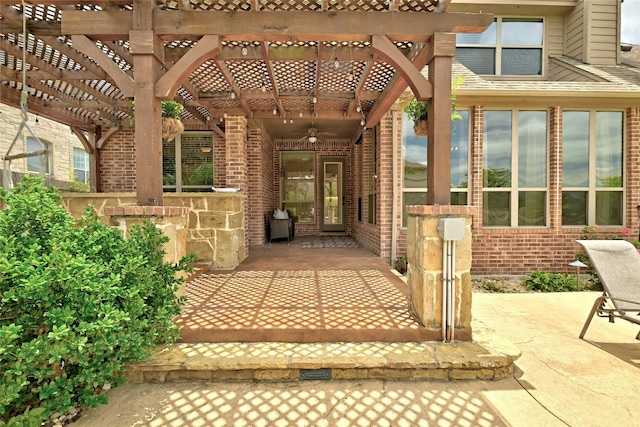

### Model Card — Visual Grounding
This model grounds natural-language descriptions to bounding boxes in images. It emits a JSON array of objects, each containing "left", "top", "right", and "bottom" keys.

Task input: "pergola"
[{"left": 0, "top": 0, "right": 491, "bottom": 205}]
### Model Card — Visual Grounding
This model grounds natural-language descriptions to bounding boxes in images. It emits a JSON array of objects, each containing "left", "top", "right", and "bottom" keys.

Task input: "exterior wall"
[
  {"left": 565, "top": 0, "right": 620, "bottom": 65},
  {"left": 247, "top": 127, "right": 274, "bottom": 245},
  {"left": 389, "top": 105, "right": 640, "bottom": 276},
  {"left": 99, "top": 127, "right": 136, "bottom": 192},
  {"left": 273, "top": 139, "right": 352, "bottom": 236},
  {"left": 0, "top": 104, "right": 87, "bottom": 188},
  {"left": 565, "top": 1, "right": 585, "bottom": 61}
]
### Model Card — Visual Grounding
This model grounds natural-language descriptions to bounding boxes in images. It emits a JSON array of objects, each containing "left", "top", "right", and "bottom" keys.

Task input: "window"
[
  {"left": 162, "top": 132, "right": 214, "bottom": 192},
  {"left": 562, "top": 111, "right": 624, "bottom": 226},
  {"left": 456, "top": 17, "right": 543, "bottom": 76},
  {"left": 281, "top": 151, "right": 315, "bottom": 223},
  {"left": 401, "top": 111, "right": 470, "bottom": 226},
  {"left": 483, "top": 110, "right": 548, "bottom": 227},
  {"left": 73, "top": 147, "right": 90, "bottom": 184},
  {"left": 26, "top": 137, "right": 50, "bottom": 174}
]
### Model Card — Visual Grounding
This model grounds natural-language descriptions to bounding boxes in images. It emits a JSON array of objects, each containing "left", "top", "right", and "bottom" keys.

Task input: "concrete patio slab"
[{"left": 70, "top": 292, "right": 640, "bottom": 427}]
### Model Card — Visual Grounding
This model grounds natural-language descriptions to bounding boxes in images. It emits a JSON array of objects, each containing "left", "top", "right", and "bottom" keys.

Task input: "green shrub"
[
  {"left": 524, "top": 271, "right": 577, "bottom": 292},
  {"left": 0, "top": 176, "right": 193, "bottom": 426}
]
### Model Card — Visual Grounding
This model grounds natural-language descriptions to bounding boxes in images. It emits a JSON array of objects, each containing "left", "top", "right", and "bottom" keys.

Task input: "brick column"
[
  {"left": 406, "top": 205, "right": 476, "bottom": 342},
  {"left": 626, "top": 107, "right": 640, "bottom": 237},
  {"left": 225, "top": 115, "right": 248, "bottom": 259},
  {"left": 549, "top": 106, "right": 562, "bottom": 230}
]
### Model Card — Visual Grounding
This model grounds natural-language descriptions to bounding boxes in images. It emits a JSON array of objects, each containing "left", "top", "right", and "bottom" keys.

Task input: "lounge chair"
[{"left": 576, "top": 240, "right": 640, "bottom": 340}]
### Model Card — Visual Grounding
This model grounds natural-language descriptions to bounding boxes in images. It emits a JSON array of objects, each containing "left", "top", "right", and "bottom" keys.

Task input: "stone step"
[{"left": 125, "top": 323, "right": 520, "bottom": 383}]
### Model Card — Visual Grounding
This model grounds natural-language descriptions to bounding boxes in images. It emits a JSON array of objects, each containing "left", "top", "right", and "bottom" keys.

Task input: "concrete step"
[{"left": 125, "top": 322, "right": 520, "bottom": 383}]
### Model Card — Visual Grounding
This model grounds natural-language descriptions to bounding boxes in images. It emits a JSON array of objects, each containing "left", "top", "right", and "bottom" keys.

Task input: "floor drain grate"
[{"left": 299, "top": 368, "right": 332, "bottom": 381}]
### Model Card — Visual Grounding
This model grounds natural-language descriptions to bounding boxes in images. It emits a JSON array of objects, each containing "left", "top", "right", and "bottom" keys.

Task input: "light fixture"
[
  {"left": 348, "top": 73, "right": 354, "bottom": 81},
  {"left": 283, "top": 118, "right": 287, "bottom": 124},
  {"left": 308, "top": 136, "right": 317, "bottom": 143},
  {"left": 312, "top": 96, "right": 317, "bottom": 104},
  {"left": 223, "top": 111, "right": 228, "bottom": 118},
  {"left": 230, "top": 92, "right": 235, "bottom": 99},
  {"left": 261, "top": 85, "right": 267, "bottom": 93},
  {"left": 299, "top": 112, "right": 303, "bottom": 118},
  {"left": 334, "top": 59, "right": 340, "bottom": 69},
  {"left": 241, "top": 46, "right": 248, "bottom": 56},
  {"left": 273, "top": 107, "right": 277, "bottom": 115},
  {"left": 201, "top": 147, "right": 212, "bottom": 153},
  {"left": 360, "top": 118, "right": 366, "bottom": 126},
  {"left": 356, "top": 104, "right": 361, "bottom": 113}
]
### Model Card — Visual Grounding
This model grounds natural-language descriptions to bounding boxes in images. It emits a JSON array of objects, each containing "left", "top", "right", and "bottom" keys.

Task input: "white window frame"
[
  {"left": 482, "top": 110, "right": 549, "bottom": 228},
  {"left": 26, "top": 137, "right": 51, "bottom": 175},
  {"left": 162, "top": 131, "right": 214, "bottom": 193},
  {"left": 73, "top": 147, "right": 90, "bottom": 184},
  {"left": 456, "top": 16, "right": 545, "bottom": 77},
  {"left": 562, "top": 110, "right": 625, "bottom": 227}
]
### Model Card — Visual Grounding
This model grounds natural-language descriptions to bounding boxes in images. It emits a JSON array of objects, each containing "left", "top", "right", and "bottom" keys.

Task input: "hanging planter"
[
  {"left": 162, "top": 117, "right": 184, "bottom": 141},
  {"left": 402, "top": 76, "right": 465, "bottom": 136},
  {"left": 413, "top": 118, "right": 428, "bottom": 136},
  {"left": 161, "top": 100, "right": 184, "bottom": 141},
  {"left": 127, "top": 99, "right": 185, "bottom": 141}
]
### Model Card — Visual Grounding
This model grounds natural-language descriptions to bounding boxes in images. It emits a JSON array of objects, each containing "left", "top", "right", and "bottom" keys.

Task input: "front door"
[{"left": 321, "top": 157, "right": 346, "bottom": 232}]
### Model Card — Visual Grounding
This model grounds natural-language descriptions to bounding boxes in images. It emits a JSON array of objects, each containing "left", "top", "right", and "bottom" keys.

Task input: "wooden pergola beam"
[
  {"left": 71, "top": 35, "right": 135, "bottom": 97},
  {"left": 156, "top": 34, "right": 221, "bottom": 99},
  {"left": 372, "top": 35, "right": 432, "bottom": 101},
  {"left": 61, "top": 10, "right": 493, "bottom": 41}
]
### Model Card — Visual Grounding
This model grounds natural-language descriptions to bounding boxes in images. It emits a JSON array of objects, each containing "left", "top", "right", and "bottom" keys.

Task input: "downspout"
[{"left": 391, "top": 110, "right": 398, "bottom": 266}]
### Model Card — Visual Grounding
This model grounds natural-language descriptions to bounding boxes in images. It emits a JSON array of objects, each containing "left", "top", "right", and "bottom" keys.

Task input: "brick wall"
[
  {"left": 99, "top": 127, "right": 136, "bottom": 192},
  {"left": 273, "top": 139, "right": 351, "bottom": 236},
  {"left": 389, "top": 105, "right": 640, "bottom": 276},
  {"left": 352, "top": 127, "right": 381, "bottom": 255},
  {"left": 247, "top": 127, "right": 274, "bottom": 245}
]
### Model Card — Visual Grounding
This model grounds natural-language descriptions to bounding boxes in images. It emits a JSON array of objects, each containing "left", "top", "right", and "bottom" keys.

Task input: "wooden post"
[
  {"left": 131, "top": 0, "right": 163, "bottom": 206},
  {"left": 90, "top": 128, "right": 101, "bottom": 193},
  {"left": 426, "top": 33, "right": 455, "bottom": 205}
]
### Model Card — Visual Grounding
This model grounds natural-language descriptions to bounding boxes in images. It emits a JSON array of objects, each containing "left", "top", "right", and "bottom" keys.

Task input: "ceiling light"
[
  {"left": 334, "top": 59, "right": 340, "bottom": 69},
  {"left": 356, "top": 105, "right": 361, "bottom": 113},
  {"left": 299, "top": 112, "right": 303, "bottom": 118},
  {"left": 308, "top": 136, "right": 317, "bottom": 143},
  {"left": 223, "top": 111, "right": 228, "bottom": 118},
  {"left": 230, "top": 92, "right": 235, "bottom": 99},
  {"left": 241, "top": 46, "right": 248, "bottom": 56},
  {"left": 312, "top": 97, "right": 317, "bottom": 104},
  {"left": 262, "top": 85, "right": 267, "bottom": 93},
  {"left": 360, "top": 118, "right": 366, "bottom": 126},
  {"left": 348, "top": 73, "right": 354, "bottom": 81},
  {"left": 273, "top": 108, "right": 277, "bottom": 115}
]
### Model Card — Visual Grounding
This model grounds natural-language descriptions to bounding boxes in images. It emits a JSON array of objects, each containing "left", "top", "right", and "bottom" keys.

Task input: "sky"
[{"left": 621, "top": 0, "right": 640, "bottom": 45}]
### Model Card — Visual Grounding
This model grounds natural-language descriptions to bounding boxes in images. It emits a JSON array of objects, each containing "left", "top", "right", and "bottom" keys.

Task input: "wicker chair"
[{"left": 267, "top": 210, "right": 295, "bottom": 243}]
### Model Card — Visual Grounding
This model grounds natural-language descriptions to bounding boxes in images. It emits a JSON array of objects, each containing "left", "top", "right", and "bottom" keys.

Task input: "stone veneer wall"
[
  {"left": 406, "top": 205, "right": 475, "bottom": 342},
  {"left": 61, "top": 193, "right": 246, "bottom": 270}
]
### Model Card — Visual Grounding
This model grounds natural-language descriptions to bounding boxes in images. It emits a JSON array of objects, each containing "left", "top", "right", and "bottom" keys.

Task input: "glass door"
[{"left": 321, "top": 157, "right": 346, "bottom": 232}]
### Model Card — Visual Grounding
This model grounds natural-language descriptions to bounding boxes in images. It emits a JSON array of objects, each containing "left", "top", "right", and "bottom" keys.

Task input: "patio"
[{"left": 175, "top": 239, "right": 436, "bottom": 343}]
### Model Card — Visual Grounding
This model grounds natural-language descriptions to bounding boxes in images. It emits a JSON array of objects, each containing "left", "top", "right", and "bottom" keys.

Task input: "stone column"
[{"left": 406, "top": 205, "right": 476, "bottom": 341}]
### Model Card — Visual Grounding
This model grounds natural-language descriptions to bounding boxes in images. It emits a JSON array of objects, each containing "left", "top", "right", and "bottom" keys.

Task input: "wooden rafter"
[{"left": 260, "top": 41, "right": 284, "bottom": 116}]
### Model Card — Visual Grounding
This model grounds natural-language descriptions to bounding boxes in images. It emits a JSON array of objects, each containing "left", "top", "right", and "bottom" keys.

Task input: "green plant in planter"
[
  {"left": 161, "top": 100, "right": 183, "bottom": 119},
  {"left": 402, "top": 76, "right": 465, "bottom": 135}
]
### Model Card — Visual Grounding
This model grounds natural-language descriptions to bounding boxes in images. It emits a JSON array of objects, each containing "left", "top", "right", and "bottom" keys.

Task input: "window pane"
[
  {"left": 402, "top": 112, "right": 427, "bottom": 188},
  {"left": 451, "top": 192, "right": 467, "bottom": 206},
  {"left": 502, "top": 19, "right": 543, "bottom": 45},
  {"left": 501, "top": 48, "right": 542, "bottom": 75},
  {"left": 518, "top": 111, "right": 547, "bottom": 187},
  {"left": 451, "top": 110, "right": 469, "bottom": 188},
  {"left": 282, "top": 151, "right": 315, "bottom": 223},
  {"left": 162, "top": 139, "right": 177, "bottom": 186},
  {"left": 596, "top": 191, "right": 623, "bottom": 225},
  {"left": 181, "top": 133, "right": 214, "bottom": 187},
  {"left": 518, "top": 191, "right": 546, "bottom": 226},
  {"left": 562, "top": 191, "right": 587, "bottom": 226},
  {"left": 483, "top": 111, "right": 512, "bottom": 187},
  {"left": 483, "top": 192, "right": 510, "bottom": 226},
  {"left": 457, "top": 21, "right": 497, "bottom": 44},
  {"left": 26, "top": 137, "right": 49, "bottom": 174},
  {"left": 562, "top": 111, "right": 589, "bottom": 187},
  {"left": 402, "top": 192, "right": 428, "bottom": 227},
  {"left": 595, "top": 112, "right": 623, "bottom": 188},
  {"left": 455, "top": 48, "right": 495, "bottom": 74}
]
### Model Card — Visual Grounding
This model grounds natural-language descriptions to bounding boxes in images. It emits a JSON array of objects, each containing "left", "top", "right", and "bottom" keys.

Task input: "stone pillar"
[
  {"left": 103, "top": 206, "right": 188, "bottom": 266},
  {"left": 406, "top": 205, "right": 476, "bottom": 341}
]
